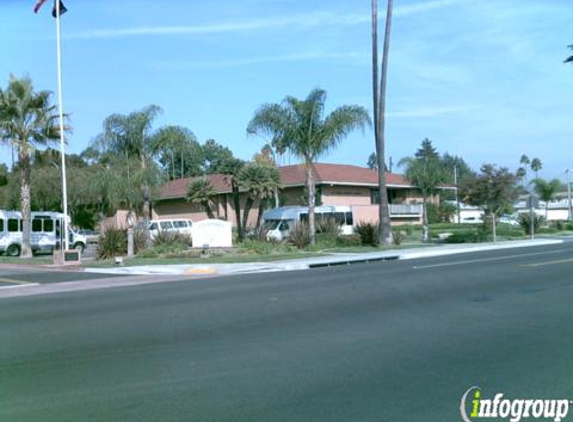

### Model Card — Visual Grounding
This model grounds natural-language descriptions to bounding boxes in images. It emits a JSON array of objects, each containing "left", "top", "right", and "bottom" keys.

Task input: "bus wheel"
[
  {"left": 73, "top": 242, "right": 85, "bottom": 254},
  {"left": 6, "top": 244, "right": 21, "bottom": 257}
]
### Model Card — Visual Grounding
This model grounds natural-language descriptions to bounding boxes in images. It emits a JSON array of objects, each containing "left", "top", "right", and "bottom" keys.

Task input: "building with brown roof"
[{"left": 149, "top": 163, "right": 431, "bottom": 227}]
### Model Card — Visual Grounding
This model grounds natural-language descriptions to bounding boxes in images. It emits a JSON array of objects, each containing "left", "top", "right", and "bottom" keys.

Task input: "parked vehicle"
[
  {"left": 498, "top": 215, "right": 520, "bottom": 226},
  {"left": 0, "top": 210, "right": 87, "bottom": 256},
  {"left": 77, "top": 229, "right": 99, "bottom": 243},
  {"left": 262, "top": 206, "right": 354, "bottom": 241},
  {"left": 144, "top": 218, "right": 194, "bottom": 239}
]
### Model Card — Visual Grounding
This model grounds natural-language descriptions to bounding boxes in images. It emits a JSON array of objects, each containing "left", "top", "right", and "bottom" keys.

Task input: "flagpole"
[{"left": 55, "top": 0, "right": 70, "bottom": 250}]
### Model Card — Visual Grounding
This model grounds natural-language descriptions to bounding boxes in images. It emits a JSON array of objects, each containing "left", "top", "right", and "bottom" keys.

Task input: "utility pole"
[
  {"left": 567, "top": 169, "right": 572, "bottom": 221},
  {"left": 454, "top": 165, "right": 460, "bottom": 224}
]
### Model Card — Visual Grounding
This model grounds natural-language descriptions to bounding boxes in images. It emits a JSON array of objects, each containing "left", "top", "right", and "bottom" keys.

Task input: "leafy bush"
[
  {"left": 335, "top": 234, "right": 362, "bottom": 247},
  {"left": 152, "top": 230, "right": 191, "bottom": 247},
  {"left": 355, "top": 221, "right": 379, "bottom": 246},
  {"left": 567, "top": 221, "right": 573, "bottom": 231},
  {"left": 427, "top": 202, "right": 457, "bottom": 224},
  {"left": 287, "top": 222, "right": 311, "bottom": 249},
  {"left": 443, "top": 229, "right": 481, "bottom": 244},
  {"left": 392, "top": 231, "right": 405, "bottom": 245},
  {"left": 551, "top": 220, "right": 566, "bottom": 231},
  {"left": 239, "top": 239, "right": 296, "bottom": 254},
  {"left": 316, "top": 217, "right": 341, "bottom": 236},
  {"left": 246, "top": 225, "right": 271, "bottom": 242},
  {"left": 518, "top": 213, "right": 545, "bottom": 234},
  {"left": 97, "top": 226, "right": 127, "bottom": 259},
  {"left": 133, "top": 227, "right": 149, "bottom": 253}
]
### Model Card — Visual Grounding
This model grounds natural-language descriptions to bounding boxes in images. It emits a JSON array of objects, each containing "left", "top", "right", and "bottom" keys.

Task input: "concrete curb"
[{"left": 83, "top": 239, "right": 564, "bottom": 276}]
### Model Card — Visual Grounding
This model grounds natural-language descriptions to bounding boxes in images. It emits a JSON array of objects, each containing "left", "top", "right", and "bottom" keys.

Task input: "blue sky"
[{"left": 1, "top": 0, "right": 572, "bottom": 181}]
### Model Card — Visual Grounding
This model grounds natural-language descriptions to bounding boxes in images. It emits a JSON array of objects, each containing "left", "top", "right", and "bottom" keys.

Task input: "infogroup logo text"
[{"left": 461, "top": 387, "right": 571, "bottom": 422}]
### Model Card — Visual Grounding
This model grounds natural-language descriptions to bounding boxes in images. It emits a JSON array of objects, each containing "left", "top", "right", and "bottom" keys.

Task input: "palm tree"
[
  {"left": 238, "top": 163, "right": 281, "bottom": 229},
  {"left": 0, "top": 76, "right": 63, "bottom": 258},
  {"left": 530, "top": 158, "right": 542, "bottom": 179},
  {"left": 247, "top": 88, "right": 370, "bottom": 243},
  {"left": 187, "top": 177, "right": 217, "bottom": 219},
  {"left": 532, "top": 178, "right": 562, "bottom": 221},
  {"left": 372, "top": 0, "right": 394, "bottom": 245},
  {"left": 93, "top": 105, "right": 162, "bottom": 221},
  {"left": 399, "top": 155, "right": 447, "bottom": 242}
]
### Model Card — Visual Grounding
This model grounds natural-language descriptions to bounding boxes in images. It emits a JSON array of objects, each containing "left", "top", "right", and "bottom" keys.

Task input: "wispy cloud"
[
  {"left": 153, "top": 51, "right": 369, "bottom": 69},
  {"left": 67, "top": 0, "right": 473, "bottom": 40}
]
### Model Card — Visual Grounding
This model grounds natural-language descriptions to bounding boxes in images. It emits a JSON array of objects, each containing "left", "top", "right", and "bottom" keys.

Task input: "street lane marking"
[
  {"left": 520, "top": 258, "right": 573, "bottom": 268},
  {"left": 184, "top": 268, "right": 217, "bottom": 275},
  {"left": 0, "top": 277, "right": 40, "bottom": 288},
  {"left": 412, "top": 249, "right": 572, "bottom": 270}
]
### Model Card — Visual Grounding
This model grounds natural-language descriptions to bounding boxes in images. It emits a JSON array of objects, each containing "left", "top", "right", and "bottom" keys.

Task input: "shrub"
[
  {"left": 247, "top": 225, "right": 271, "bottom": 242},
  {"left": 335, "top": 234, "right": 362, "bottom": 247},
  {"left": 316, "top": 217, "right": 341, "bottom": 236},
  {"left": 392, "top": 231, "right": 405, "bottom": 246},
  {"left": 133, "top": 227, "right": 149, "bottom": 253},
  {"left": 287, "top": 222, "right": 311, "bottom": 249},
  {"left": 444, "top": 229, "right": 480, "bottom": 244},
  {"left": 552, "top": 220, "right": 566, "bottom": 231},
  {"left": 97, "top": 226, "right": 127, "bottom": 259},
  {"left": 567, "top": 221, "right": 573, "bottom": 231},
  {"left": 355, "top": 221, "right": 379, "bottom": 246},
  {"left": 518, "top": 213, "right": 545, "bottom": 234},
  {"left": 152, "top": 230, "right": 191, "bottom": 248}
]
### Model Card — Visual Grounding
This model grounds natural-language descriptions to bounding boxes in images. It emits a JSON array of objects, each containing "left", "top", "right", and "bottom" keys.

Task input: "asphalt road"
[
  {"left": 0, "top": 267, "right": 125, "bottom": 288},
  {"left": 1, "top": 243, "right": 573, "bottom": 422}
]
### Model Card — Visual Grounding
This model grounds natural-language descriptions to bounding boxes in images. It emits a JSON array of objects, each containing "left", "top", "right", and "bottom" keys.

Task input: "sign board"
[
  {"left": 191, "top": 219, "right": 232, "bottom": 248},
  {"left": 53, "top": 249, "right": 81, "bottom": 265}
]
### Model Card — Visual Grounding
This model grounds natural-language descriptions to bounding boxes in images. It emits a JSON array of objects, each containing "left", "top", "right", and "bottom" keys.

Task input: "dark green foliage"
[
  {"left": 97, "top": 227, "right": 127, "bottom": 259},
  {"left": 238, "top": 240, "right": 296, "bottom": 255},
  {"left": 133, "top": 228, "right": 149, "bottom": 253},
  {"left": 444, "top": 230, "right": 481, "bottom": 244},
  {"left": 316, "top": 217, "right": 341, "bottom": 236},
  {"left": 287, "top": 222, "right": 311, "bottom": 249},
  {"left": 415, "top": 138, "right": 439, "bottom": 159},
  {"left": 355, "top": 221, "right": 380, "bottom": 246},
  {"left": 427, "top": 202, "right": 457, "bottom": 224},
  {"left": 334, "top": 234, "right": 362, "bottom": 247},
  {"left": 518, "top": 213, "right": 545, "bottom": 234},
  {"left": 152, "top": 231, "right": 191, "bottom": 248},
  {"left": 392, "top": 231, "right": 405, "bottom": 245}
]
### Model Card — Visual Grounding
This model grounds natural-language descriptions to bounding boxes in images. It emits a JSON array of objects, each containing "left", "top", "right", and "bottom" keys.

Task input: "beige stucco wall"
[{"left": 321, "top": 186, "right": 372, "bottom": 206}]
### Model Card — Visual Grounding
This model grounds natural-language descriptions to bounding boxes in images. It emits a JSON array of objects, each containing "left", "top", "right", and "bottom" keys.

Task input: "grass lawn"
[{"left": 0, "top": 256, "right": 53, "bottom": 265}]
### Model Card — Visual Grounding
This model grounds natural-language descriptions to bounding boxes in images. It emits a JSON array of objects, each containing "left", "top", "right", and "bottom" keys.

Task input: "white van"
[
  {"left": 262, "top": 206, "right": 354, "bottom": 241},
  {"left": 146, "top": 218, "right": 193, "bottom": 239},
  {"left": 0, "top": 210, "right": 87, "bottom": 256}
]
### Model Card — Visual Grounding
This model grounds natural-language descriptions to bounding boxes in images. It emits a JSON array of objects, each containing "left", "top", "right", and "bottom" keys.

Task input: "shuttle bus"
[
  {"left": 0, "top": 210, "right": 87, "bottom": 256},
  {"left": 262, "top": 206, "right": 354, "bottom": 241}
]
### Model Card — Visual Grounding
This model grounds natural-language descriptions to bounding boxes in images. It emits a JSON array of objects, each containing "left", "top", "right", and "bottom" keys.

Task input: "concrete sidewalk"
[{"left": 85, "top": 238, "right": 563, "bottom": 276}]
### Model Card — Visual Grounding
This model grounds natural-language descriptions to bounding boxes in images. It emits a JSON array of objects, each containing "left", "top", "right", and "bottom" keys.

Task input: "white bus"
[
  {"left": 0, "top": 210, "right": 87, "bottom": 256},
  {"left": 262, "top": 206, "right": 354, "bottom": 241}
]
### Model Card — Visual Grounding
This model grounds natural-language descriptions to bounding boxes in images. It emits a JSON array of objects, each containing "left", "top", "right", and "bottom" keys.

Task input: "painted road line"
[
  {"left": 184, "top": 268, "right": 217, "bottom": 275},
  {"left": 520, "top": 258, "right": 573, "bottom": 268},
  {"left": 0, "top": 276, "right": 40, "bottom": 289},
  {"left": 0, "top": 283, "right": 40, "bottom": 289},
  {"left": 412, "top": 249, "right": 572, "bottom": 270}
]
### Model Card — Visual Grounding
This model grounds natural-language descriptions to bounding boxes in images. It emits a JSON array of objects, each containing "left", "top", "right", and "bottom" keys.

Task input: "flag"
[
  {"left": 33, "top": 0, "right": 49, "bottom": 13},
  {"left": 51, "top": 1, "right": 67, "bottom": 18},
  {"left": 34, "top": 0, "right": 67, "bottom": 18}
]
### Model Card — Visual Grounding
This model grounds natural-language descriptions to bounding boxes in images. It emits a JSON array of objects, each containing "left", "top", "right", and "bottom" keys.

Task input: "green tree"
[
  {"left": 532, "top": 178, "right": 562, "bottom": 220},
  {"left": 530, "top": 158, "right": 542, "bottom": 178},
  {"left": 399, "top": 154, "right": 447, "bottom": 242},
  {"left": 202, "top": 139, "right": 235, "bottom": 174},
  {"left": 367, "top": 152, "right": 378, "bottom": 170},
  {"left": 152, "top": 125, "right": 202, "bottom": 179},
  {"left": 186, "top": 177, "right": 217, "bottom": 219},
  {"left": 460, "top": 164, "right": 519, "bottom": 243},
  {"left": 371, "top": 0, "right": 394, "bottom": 245},
  {"left": 247, "top": 88, "right": 370, "bottom": 243},
  {"left": 415, "top": 138, "right": 439, "bottom": 159},
  {"left": 92, "top": 105, "right": 162, "bottom": 221},
  {"left": 0, "top": 76, "right": 63, "bottom": 257},
  {"left": 238, "top": 163, "right": 281, "bottom": 229}
]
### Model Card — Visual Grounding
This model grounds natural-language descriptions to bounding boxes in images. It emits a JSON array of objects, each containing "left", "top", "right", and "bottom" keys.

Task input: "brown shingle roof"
[{"left": 156, "top": 163, "right": 413, "bottom": 200}]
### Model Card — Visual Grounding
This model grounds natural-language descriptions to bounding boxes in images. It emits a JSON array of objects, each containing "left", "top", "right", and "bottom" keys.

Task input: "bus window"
[
  {"left": 44, "top": 219, "right": 54, "bottom": 232},
  {"left": 8, "top": 219, "right": 19, "bottom": 232},
  {"left": 160, "top": 221, "right": 173, "bottom": 230},
  {"left": 345, "top": 212, "right": 353, "bottom": 226},
  {"left": 0, "top": 219, "right": 4, "bottom": 232},
  {"left": 333, "top": 212, "right": 345, "bottom": 225},
  {"left": 300, "top": 213, "right": 308, "bottom": 223},
  {"left": 32, "top": 219, "right": 43, "bottom": 232}
]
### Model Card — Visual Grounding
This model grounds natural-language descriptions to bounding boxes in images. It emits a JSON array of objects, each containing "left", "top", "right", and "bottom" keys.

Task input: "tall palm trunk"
[
  {"left": 141, "top": 153, "right": 150, "bottom": 221},
  {"left": 19, "top": 147, "right": 33, "bottom": 258},
  {"left": 257, "top": 200, "right": 266, "bottom": 229},
  {"left": 422, "top": 196, "right": 429, "bottom": 242},
  {"left": 242, "top": 196, "right": 254, "bottom": 232},
  {"left": 306, "top": 161, "right": 316, "bottom": 244},
  {"left": 372, "top": 0, "right": 393, "bottom": 245},
  {"left": 203, "top": 201, "right": 215, "bottom": 219},
  {"left": 232, "top": 181, "right": 243, "bottom": 241}
]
